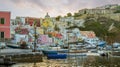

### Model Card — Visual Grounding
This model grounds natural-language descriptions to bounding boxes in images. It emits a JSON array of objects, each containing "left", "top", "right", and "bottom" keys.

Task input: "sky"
[{"left": 0, "top": 0, "right": 120, "bottom": 19}]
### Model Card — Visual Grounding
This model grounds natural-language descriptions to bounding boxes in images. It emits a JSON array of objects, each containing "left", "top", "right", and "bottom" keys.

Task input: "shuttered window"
[
  {"left": 0, "top": 18, "right": 5, "bottom": 24},
  {"left": 0, "top": 32, "right": 4, "bottom": 38}
]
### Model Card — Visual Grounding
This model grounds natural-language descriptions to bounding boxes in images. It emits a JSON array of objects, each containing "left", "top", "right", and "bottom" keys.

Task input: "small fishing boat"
[{"left": 6, "top": 44, "right": 20, "bottom": 49}]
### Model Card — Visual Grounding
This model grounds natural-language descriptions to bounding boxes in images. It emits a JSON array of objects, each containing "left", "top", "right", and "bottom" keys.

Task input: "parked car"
[{"left": 0, "top": 42, "right": 6, "bottom": 49}]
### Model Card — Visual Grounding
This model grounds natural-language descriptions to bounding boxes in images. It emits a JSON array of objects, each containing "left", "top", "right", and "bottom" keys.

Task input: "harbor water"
[{"left": 10, "top": 56, "right": 120, "bottom": 67}]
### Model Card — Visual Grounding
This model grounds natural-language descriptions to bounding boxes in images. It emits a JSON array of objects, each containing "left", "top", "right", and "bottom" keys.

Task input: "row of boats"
[{"left": 0, "top": 41, "right": 120, "bottom": 66}]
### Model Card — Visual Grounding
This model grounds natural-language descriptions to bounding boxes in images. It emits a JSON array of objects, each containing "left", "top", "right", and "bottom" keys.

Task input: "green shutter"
[
  {"left": 1, "top": 18, "right": 4, "bottom": 24},
  {"left": 1, "top": 32, "right": 4, "bottom": 38}
]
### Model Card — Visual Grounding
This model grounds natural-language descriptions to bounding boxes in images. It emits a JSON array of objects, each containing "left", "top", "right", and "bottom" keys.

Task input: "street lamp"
[
  {"left": 33, "top": 20, "right": 37, "bottom": 67},
  {"left": 33, "top": 20, "right": 37, "bottom": 52}
]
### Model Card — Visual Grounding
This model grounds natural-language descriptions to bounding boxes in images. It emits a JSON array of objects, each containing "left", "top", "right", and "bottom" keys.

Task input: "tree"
[
  {"left": 114, "top": 6, "right": 120, "bottom": 13},
  {"left": 116, "top": 6, "right": 120, "bottom": 10},
  {"left": 83, "top": 21, "right": 108, "bottom": 39},
  {"left": 56, "top": 15, "right": 61, "bottom": 21},
  {"left": 67, "top": 13, "right": 72, "bottom": 17},
  {"left": 114, "top": 10, "right": 120, "bottom": 13},
  {"left": 84, "top": 10, "right": 87, "bottom": 14},
  {"left": 54, "top": 24, "right": 60, "bottom": 32}
]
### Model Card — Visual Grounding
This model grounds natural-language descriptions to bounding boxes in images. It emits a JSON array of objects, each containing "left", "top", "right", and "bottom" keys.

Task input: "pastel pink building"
[{"left": 0, "top": 11, "right": 11, "bottom": 40}]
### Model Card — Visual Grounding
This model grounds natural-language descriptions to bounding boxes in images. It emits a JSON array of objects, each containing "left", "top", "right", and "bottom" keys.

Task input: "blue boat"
[
  {"left": 47, "top": 54, "right": 67, "bottom": 59},
  {"left": 98, "top": 41, "right": 106, "bottom": 47},
  {"left": 42, "top": 50, "right": 58, "bottom": 55}
]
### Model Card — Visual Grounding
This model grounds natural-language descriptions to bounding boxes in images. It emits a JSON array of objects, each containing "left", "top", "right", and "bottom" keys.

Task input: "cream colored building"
[{"left": 79, "top": 9, "right": 115, "bottom": 15}]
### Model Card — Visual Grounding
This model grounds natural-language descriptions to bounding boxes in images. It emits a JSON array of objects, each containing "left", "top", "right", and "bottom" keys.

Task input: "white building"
[
  {"left": 80, "top": 31, "right": 99, "bottom": 45},
  {"left": 78, "top": 9, "right": 115, "bottom": 15},
  {"left": 14, "top": 34, "right": 28, "bottom": 44},
  {"left": 60, "top": 17, "right": 74, "bottom": 23},
  {"left": 74, "top": 19, "right": 85, "bottom": 27},
  {"left": 16, "top": 17, "right": 26, "bottom": 25},
  {"left": 59, "top": 17, "right": 85, "bottom": 28}
]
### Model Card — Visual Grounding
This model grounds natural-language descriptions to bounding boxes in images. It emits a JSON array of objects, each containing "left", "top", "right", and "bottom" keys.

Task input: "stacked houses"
[{"left": 0, "top": 11, "right": 101, "bottom": 48}]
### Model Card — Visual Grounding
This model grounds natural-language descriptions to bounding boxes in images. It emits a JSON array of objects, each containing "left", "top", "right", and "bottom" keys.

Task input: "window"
[
  {"left": 0, "top": 18, "right": 5, "bottom": 24},
  {"left": 0, "top": 32, "right": 4, "bottom": 38}
]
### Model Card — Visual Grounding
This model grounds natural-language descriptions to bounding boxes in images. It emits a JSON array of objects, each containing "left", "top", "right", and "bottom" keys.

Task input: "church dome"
[{"left": 45, "top": 13, "right": 50, "bottom": 18}]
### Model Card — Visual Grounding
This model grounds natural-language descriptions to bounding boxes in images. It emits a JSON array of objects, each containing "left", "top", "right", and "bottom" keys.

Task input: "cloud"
[{"left": 0, "top": 0, "right": 120, "bottom": 18}]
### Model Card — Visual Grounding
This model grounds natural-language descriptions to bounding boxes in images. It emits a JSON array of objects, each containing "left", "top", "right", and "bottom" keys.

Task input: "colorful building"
[
  {"left": 0, "top": 11, "right": 11, "bottom": 40},
  {"left": 80, "top": 31, "right": 96, "bottom": 38},
  {"left": 80, "top": 31, "right": 99, "bottom": 45},
  {"left": 25, "top": 17, "right": 41, "bottom": 27},
  {"left": 16, "top": 17, "right": 26, "bottom": 25}
]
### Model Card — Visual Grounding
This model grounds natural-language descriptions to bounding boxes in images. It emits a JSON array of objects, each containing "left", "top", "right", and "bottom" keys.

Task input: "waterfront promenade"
[{"left": 0, "top": 49, "right": 32, "bottom": 55}]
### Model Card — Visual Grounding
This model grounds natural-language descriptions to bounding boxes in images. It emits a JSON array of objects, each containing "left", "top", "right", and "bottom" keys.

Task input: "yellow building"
[
  {"left": 37, "top": 27, "right": 44, "bottom": 34},
  {"left": 41, "top": 13, "right": 54, "bottom": 29}
]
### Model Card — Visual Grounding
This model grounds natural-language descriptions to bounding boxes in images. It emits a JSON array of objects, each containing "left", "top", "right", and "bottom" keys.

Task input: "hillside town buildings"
[
  {"left": 5, "top": 12, "right": 99, "bottom": 46},
  {"left": 0, "top": 4, "right": 120, "bottom": 46},
  {"left": 78, "top": 4, "right": 120, "bottom": 21},
  {"left": 78, "top": 9, "right": 115, "bottom": 15},
  {"left": 0, "top": 3, "right": 120, "bottom": 67}
]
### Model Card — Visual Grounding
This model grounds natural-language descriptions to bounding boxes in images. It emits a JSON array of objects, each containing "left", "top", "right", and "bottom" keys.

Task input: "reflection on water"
[
  {"left": 0, "top": 65, "right": 11, "bottom": 67},
  {"left": 10, "top": 56, "right": 120, "bottom": 67},
  {"left": 84, "top": 56, "right": 120, "bottom": 67}
]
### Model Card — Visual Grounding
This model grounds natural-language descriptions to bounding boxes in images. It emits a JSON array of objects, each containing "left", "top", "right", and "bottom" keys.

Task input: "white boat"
[{"left": 0, "top": 42, "right": 6, "bottom": 49}]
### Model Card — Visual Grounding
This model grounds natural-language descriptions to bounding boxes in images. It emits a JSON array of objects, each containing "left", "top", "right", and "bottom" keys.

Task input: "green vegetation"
[
  {"left": 64, "top": 5, "right": 120, "bottom": 43},
  {"left": 73, "top": 13, "right": 81, "bottom": 17},
  {"left": 67, "top": 15, "right": 120, "bottom": 43},
  {"left": 84, "top": 22, "right": 107, "bottom": 37},
  {"left": 81, "top": 17, "right": 120, "bottom": 43},
  {"left": 114, "top": 6, "right": 120, "bottom": 13},
  {"left": 56, "top": 15, "right": 61, "bottom": 21},
  {"left": 54, "top": 24, "right": 60, "bottom": 32},
  {"left": 114, "top": 10, "right": 120, "bottom": 13},
  {"left": 67, "top": 13, "right": 72, "bottom": 17},
  {"left": 116, "top": 6, "right": 120, "bottom": 10}
]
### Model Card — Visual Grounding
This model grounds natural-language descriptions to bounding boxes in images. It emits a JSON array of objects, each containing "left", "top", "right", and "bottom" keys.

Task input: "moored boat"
[{"left": 6, "top": 44, "right": 20, "bottom": 49}]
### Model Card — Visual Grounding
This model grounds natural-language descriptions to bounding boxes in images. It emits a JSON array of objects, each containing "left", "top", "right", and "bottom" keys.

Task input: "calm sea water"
[{"left": 4, "top": 56, "right": 120, "bottom": 67}]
